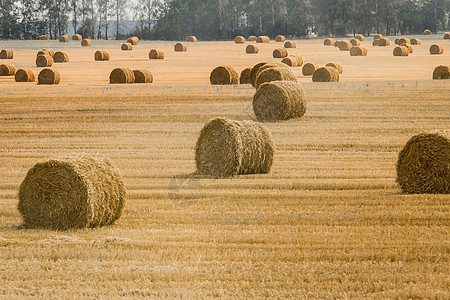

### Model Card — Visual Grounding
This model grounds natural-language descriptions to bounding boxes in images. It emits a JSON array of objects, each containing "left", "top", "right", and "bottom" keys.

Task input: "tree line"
[{"left": 0, "top": 0, "right": 449, "bottom": 40}]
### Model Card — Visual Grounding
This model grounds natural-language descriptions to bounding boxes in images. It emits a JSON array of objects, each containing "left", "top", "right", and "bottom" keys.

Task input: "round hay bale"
[
  {"left": 210, "top": 65, "right": 239, "bottom": 85},
  {"left": 281, "top": 56, "right": 298, "bottom": 67},
  {"left": 195, "top": 118, "right": 274, "bottom": 178},
  {"left": 15, "top": 68, "right": 35, "bottom": 82},
  {"left": 273, "top": 47, "right": 288, "bottom": 58},
  {"left": 255, "top": 66, "right": 297, "bottom": 89},
  {"left": 444, "top": 32, "right": 450, "bottom": 39},
  {"left": 54, "top": 51, "right": 69, "bottom": 63},
  {"left": 423, "top": 29, "right": 432, "bottom": 35},
  {"left": 174, "top": 43, "right": 187, "bottom": 52},
  {"left": 239, "top": 67, "right": 252, "bottom": 84},
  {"left": 350, "top": 39, "right": 360, "bottom": 46},
  {"left": 355, "top": 34, "right": 364, "bottom": 41},
  {"left": 39, "top": 35, "right": 48, "bottom": 40},
  {"left": 37, "top": 49, "right": 55, "bottom": 58},
  {"left": 59, "top": 35, "right": 69, "bottom": 43},
  {"left": 36, "top": 55, "right": 53, "bottom": 67},
  {"left": 250, "top": 62, "right": 268, "bottom": 87},
  {"left": 81, "top": 38, "right": 92, "bottom": 46},
  {"left": 186, "top": 36, "right": 197, "bottom": 42},
  {"left": 432, "top": 65, "right": 450, "bottom": 80},
  {"left": 350, "top": 46, "right": 368, "bottom": 56},
  {"left": 109, "top": 68, "right": 135, "bottom": 84},
  {"left": 72, "top": 34, "right": 82, "bottom": 40},
  {"left": 399, "top": 38, "right": 410, "bottom": 45},
  {"left": 18, "top": 154, "right": 126, "bottom": 229},
  {"left": 121, "top": 43, "right": 133, "bottom": 51},
  {"left": 94, "top": 50, "right": 110, "bottom": 61},
  {"left": 393, "top": 46, "right": 409, "bottom": 56},
  {"left": 253, "top": 80, "right": 307, "bottom": 122},
  {"left": 246, "top": 44, "right": 259, "bottom": 54},
  {"left": 275, "top": 35, "right": 286, "bottom": 42},
  {"left": 149, "top": 49, "right": 164, "bottom": 59},
  {"left": 133, "top": 69, "right": 153, "bottom": 83},
  {"left": 400, "top": 43, "right": 413, "bottom": 54},
  {"left": 394, "top": 38, "right": 401, "bottom": 45},
  {"left": 127, "top": 36, "right": 139, "bottom": 45},
  {"left": 256, "top": 36, "right": 270, "bottom": 43},
  {"left": 248, "top": 36, "right": 257, "bottom": 42},
  {"left": 0, "top": 64, "right": 16, "bottom": 76},
  {"left": 325, "top": 62, "right": 343, "bottom": 74},
  {"left": 0, "top": 49, "right": 13, "bottom": 59},
  {"left": 312, "top": 66, "right": 339, "bottom": 82},
  {"left": 234, "top": 36, "right": 245, "bottom": 44},
  {"left": 284, "top": 41, "right": 296, "bottom": 48},
  {"left": 334, "top": 40, "right": 339, "bottom": 47},
  {"left": 378, "top": 38, "right": 391, "bottom": 46},
  {"left": 372, "top": 39, "right": 380, "bottom": 46},
  {"left": 410, "top": 38, "right": 422, "bottom": 45},
  {"left": 373, "top": 34, "right": 383, "bottom": 40},
  {"left": 256, "top": 62, "right": 286, "bottom": 75},
  {"left": 302, "top": 62, "right": 319, "bottom": 76},
  {"left": 324, "top": 38, "right": 334, "bottom": 46},
  {"left": 291, "top": 55, "right": 303, "bottom": 66},
  {"left": 396, "top": 131, "right": 450, "bottom": 194},
  {"left": 38, "top": 68, "right": 60, "bottom": 84},
  {"left": 338, "top": 40, "right": 352, "bottom": 51},
  {"left": 430, "top": 44, "right": 444, "bottom": 55}
]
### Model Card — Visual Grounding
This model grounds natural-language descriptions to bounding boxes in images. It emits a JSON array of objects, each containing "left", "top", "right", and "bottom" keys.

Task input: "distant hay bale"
[
  {"left": 186, "top": 36, "right": 197, "bottom": 42},
  {"left": 399, "top": 38, "right": 410, "bottom": 44},
  {"left": 430, "top": 44, "right": 444, "bottom": 55},
  {"left": 273, "top": 47, "right": 288, "bottom": 58},
  {"left": 133, "top": 69, "right": 153, "bottom": 83},
  {"left": 355, "top": 34, "right": 364, "bottom": 41},
  {"left": 94, "top": 50, "right": 110, "bottom": 61},
  {"left": 210, "top": 65, "right": 239, "bottom": 85},
  {"left": 37, "top": 49, "right": 55, "bottom": 58},
  {"left": 121, "top": 43, "right": 133, "bottom": 51},
  {"left": 372, "top": 39, "right": 380, "bottom": 46},
  {"left": 393, "top": 46, "right": 409, "bottom": 56},
  {"left": 195, "top": 118, "right": 274, "bottom": 178},
  {"left": 246, "top": 44, "right": 259, "bottom": 54},
  {"left": 39, "top": 35, "right": 48, "bottom": 40},
  {"left": 0, "top": 49, "right": 13, "bottom": 59},
  {"left": 59, "top": 35, "right": 69, "bottom": 42},
  {"left": 373, "top": 34, "right": 383, "bottom": 40},
  {"left": 338, "top": 40, "right": 352, "bottom": 51},
  {"left": 81, "top": 38, "right": 92, "bottom": 46},
  {"left": 312, "top": 66, "right": 339, "bottom": 82},
  {"left": 174, "top": 43, "right": 187, "bottom": 52},
  {"left": 127, "top": 36, "right": 139, "bottom": 45},
  {"left": 275, "top": 35, "right": 286, "bottom": 42},
  {"left": 250, "top": 62, "right": 268, "bottom": 87},
  {"left": 396, "top": 131, "right": 450, "bottom": 194},
  {"left": 15, "top": 68, "right": 35, "bottom": 82},
  {"left": 432, "top": 65, "right": 450, "bottom": 80},
  {"left": 444, "top": 32, "right": 450, "bottom": 39},
  {"left": 291, "top": 55, "right": 303, "bottom": 66},
  {"left": 378, "top": 38, "right": 391, "bottom": 46},
  {"left": 400, "top": 43, "right": 413, "bottom": 54},
  {"left": 149, "top": 49, "right": 164, "bottom": 59},
  {"left": 18, "top": 154, "right": 126, "bottom": 229},
  {"left": 410, "top": 38, "right": 422, "bottom": 45},
  {"left": 234, "top": 36, "right": 246, "bottom": 44},
  {"left": 324, "top": 38, "right": 334, "bottom": 46},
  {"left": 350, "top": 46, "right": 368, "bottom": 56},
  {"left": 38, "top": 68, "right": 60, "bottom": 84},
  {"left": 423, "top": 29, "right": 432, "bottom": 35},
  {"left": 0, "top": 64, "right": 16, "bottom": 76},
  {"left": 110, "top": 68, "right": 135, "bottom": 84},
  {"left": 36, "top": 55, "right": 53, "bottom": 67},
  {"left": 325, "top": 62, "right": 343, "bottom": 74},
  {"left": 54, "top": 51, "right": 69, "bottom": 63},
  {"left": 302, "top": 62, "right": 319, "bottom": 76},
  {"left": 334, "top": 40, "right": 339, "bottom": 47},
  {"left": 72, "top": 34, "right": 82, "bottom": 40},
  {"left": 284, "top": 41, "right": 296, "bottom": 48},
  {"left": 255, "top": 66, "right": 297, "bottom": 89},
  {"left": 239, "top": 67, "right": 252, "bottom": 84},
  {"left": 256, "top": 36, "right": 270, "bottom": 43},
  {"left": 253, "top": 80, "right": 307, "bottom": 122},
  {"left": 350, "top": 39, "right": 360, "bottom": 46},
  {"left": 281, "top": 56, "right": 299, "bottom": 67},
  {"left": 394, "top": 38, "right": 401, "bottom": 45},
  {"left": 248, "top": 36, "right": 257, "bottom": 42}
]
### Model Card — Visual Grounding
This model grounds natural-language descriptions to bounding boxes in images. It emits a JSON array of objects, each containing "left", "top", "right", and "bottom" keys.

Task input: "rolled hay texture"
[
  {"left": 302, "top": 62, "right": 319, "bottom": 76},
  {"left": 94, "top": 50, "right": 110, "bottom": 61},
  {"left": 0, "top": 49, "right": 13, "bottom": 59},
  {"left": 256, "top": 36, "right": 270, "bottom": 43},
  {"left": 284, "top": 41, "right": 296, "bottom": 48},
  {"left": 253, "top": 80, "right": 307, "bottom": 122},
  {"left": 210, "top": 65, "right": 239, "bottom": 85},
  {"left": 432, "top": 65, "right": 450, "bottom": 80},
  {"left": 372, "top": 39, "right": 380, "bottom": 46},
  {"left": 250, "top": 62, "right": 268, "bottom": 87},
  {"left": 350, "top": 46, "right": 368, "bottom": 56},
  {"left": 275, "top": 35, "right": 286, "bottom": 42},
  {"left": 18, "top": 154, "right": 126, "bottom": 230},
  {"left": 444, "top": 32, "right": 450, "bottom": 39},
  {"left": 325, "top": 62, "right": 343, "bottom": 74},
  {"left": 400, "top": 43, "right": 413, "bottom": 54},
  {"left": 246, "top": 44, "right": 259, "bottom": 54},
  {"left": 37, "top": 49, "right": 55, "bottom": 58},
  {"left": 149, "top": 49, "right": 164, "bottom": 59},
  {"left": 373, "top": 34, "right": 383, "bottom": 40},
  {"left": 109, "top": 68, "right": 135, "bottom": 84},
  {"left": 186, "top": 36, "right": 197, "bottom": 42},
  {"left": 312, "top": 67, "right": 340, "bottom": 82},
  {"left": 234, "top": 36, "right": 246, "bottom": 44},
  {"left": 255, "top": 66, "right": 297, "bottom": 89},
  {"left": 72, "top": 34, "right": 82, "bottom": 40},
  {"left": 396, "top": 131, "right": 450, "bottom": 194},
  {"left": 133, "top": 69, "right": 153, "bottom": 83},
  {"left": 195, "top": 118, "right": 274, "bottom": 178},
  {"left": 350, "top": 39, "right": 361, "bottom": 46},
  {"left": 430, "top": 44, "right": 444, "bottom": 55},
  {"left": 174, "top": 43, "right": 187, "bottom": 52},
  {"left": 334, "top": 40, "right": 339, "bottom": 47},
  {"left": 0, "top": 64, "right": 16, "bottom": 76},
  {"left": 39, "top": 35, "right": 48, "bottom": 40},
  {"left": 338, "top": 40, "right": 352, "bottom": 51},
  {"left": 15, "top": 68, "right": 35, "bottom": 82},
  {"left": 395, "top": 38, "right": 401, "bottom": 45},
  {"left": 248, "top": 35, "right": 257, "bottom": 41},
  {"left": 38, "top": 68, "right": 60, "bottom": 84},
  {"left": 59, "top": 35, "right": 69, "bottom": 42},
  {"left": 423, "top": 29, "right": 432, "bottom": 35},
  {"left": 355, "top": 34, "right": 364, "bottom": 41},
  {"left": 393, "top": 46, "right": 409, "bottom": 56},
  {"left": 378, "top": 38, "right": 391, "bottom": 46},
  {"left": 399, "top": 38, "right": 410, "bottom": 44},
  {"left": 281, "top": 56, "right": 299, "bottom": 67},
  {"left": 54, "top": 51, "right": 69, "bottom": 63},
  {"left": 411, "top": 38, "right": 422, "bottom": 45},
  {"left": 273, "top": 47, "right": 288, "bottom": 58},
  {"left": 127, "top": 36, "right": 139, "bottom": 45},
  {"left": 240, "top": 67, "right": 252, "bottom": 84},
  {"left": 36, "top": 55, "right": 53, "bottom": 67},
  {"left": 81, "top": 39, "right": 92, "bottom": 46},
  {"left": 121, "top": 43, "right": 133, "bottom": 51},
  {"left": 324, "top": 38, "right": 334, "bottom": 46}
]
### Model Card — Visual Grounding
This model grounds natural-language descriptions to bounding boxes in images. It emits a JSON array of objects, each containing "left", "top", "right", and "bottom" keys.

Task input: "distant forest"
[{"left": 1, "top": 0, "right": 449, "bottom": 40}]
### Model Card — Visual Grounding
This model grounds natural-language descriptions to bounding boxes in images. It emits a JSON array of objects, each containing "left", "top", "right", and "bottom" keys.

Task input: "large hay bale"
[
  {"left": 234, "top": 36, "right": 245, "bottom": 44},
  {"left": 400, "top": 43, "right": 413, "bottom": 54},
  {"left": 399, "top": 38, "right": 410, "bottom": 45},
  {"left": 253, "top": 80, "right": 306, "bottom": 122},
  {"left": 256, "top": 62, "right": 286, "bottom": 75},
  {"left": 72, "top": 34, "right": 82, "bottom": 40},
  {"left": 127, "top": 36, "right": 139, "bottom": 45},
  {"left": 312, "top": 66, "right": 339, "bottom": 82},
  {"left": 246, "top": 44, "right": 259, "bottom": 54},
  {"left": 284, "top": 41, "right": 296, "bottom": 48},
  {"left": 396, "top": 131, "right": 450, "bottom": 194},
  {"left": 133, "top": 69, "right": 153, "bottom": 83},
  {"left": 36, "top": 55, "right": 53, "bottom": 67},
  {"left": 54, "top": 51, "right": 69, "bottom": 63},
  {"left": 338, "top": 40, "right": 352, "bottom": 51},
  {"left": 94, "top": 50, "right": 110, "bottom": 61},
  {"left": 372, "top": 39, "right": 380, "bottom": 46},
  {"left": 109, "top": 68, "right": 135, "bottom": 84},
  {"left": 149, "top": 49, "right": 164, "bottom": 59},
  {"left": 37, "top": 49, "right": 55, "bottom": 58},
  {"left": 0, "top": 49, "right": 13, "bottom": 59},
  {"left": 350, "top": 39, "right": 360, "bottom": 46},
  {"left": 273, "top": 47, "right": 288, "bottom": 58},
  {"left": 0, "top": 64, "right": 16, "bottom": 76},
  {"left": 15, "top": 68, "right": 35, "bottom": 82},
  {"left": 39, "top": 35, "right": 48, "bottom": 40},
  {"left": 255, "top": 66, "right": 297, "bottom": 89},
  {"left": 18, "top": 154, "right": 126, "bottom": 229},
  {"left": 355, "top": 34, "right": 364, "bottom": 41},
  {"left": 275, "top": 35, "right": 286, "bottom": 42},
  {"left": 373, "top": 34, "right": 383, "bottom": 40},
  {"left": 81, "top": 38, "right": 92, "bottom": 46},
  {"left": 210, "top": 65, "right": 239, "bottom": 85},
  {"left": 350, "top": 46, "right": 368, "bottom": 56},
  {"left": 256, "top": 36, "right": 270, "bottom": 43},
  {"left": 393, "top": 46, "right": 409, "bottom": 56},
  {"left": 324, "top": 38, "right": 334, "bottom": 46},
  {"left": 430, "top": 44, "right": 444, "bottom": 55},
  {"left": 239, "top": 67, "right": 252, "bottom": 84},
  {"left": 250, "top": 62, "right": 268, "bottom": 87},
  {"left": 325, "top": 62, "right": 343, "bottom": 74},
  {"left": 248, "top": 36, "right": 257, "bottom": 42},
  {"left": 302, "top": 62, "right": 319, "bottom": 76},
  {"left": 432, "top": 65, "right": 450, "bottom": 80},
  {"left": 444, "top": 32, "right": 450, "bottom": 39},
  {"left": 174, "top": 43, "right": 187, "bottom": 52},
  {"left": 423, "top": 29, "right": 432, "bottom": 35},
  {"left": 38, "top": 68, "right": 60, "bottom": 84},
  {"left": 59, "top": 35, "right": 69, "bottom": 42},
  {"left": 121, "top": 43, "right": 133, "bottom": 51},
  {"left": 186, "top": 36, "right": 197, "bottom": 42},
  {"left": 410, "top": 38, "right": 422, "bottom": 45},
  {"left": 195, "top": 118, "right": 274, "bottom": 178},
  {"left": 378, "top": 38, "right": 391, "bottom": 46}
]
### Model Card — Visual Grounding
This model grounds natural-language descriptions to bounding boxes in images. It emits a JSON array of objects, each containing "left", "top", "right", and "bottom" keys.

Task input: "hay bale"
[
  {"left": 109, "top": 68, "right": 135, "bottom": 84},
  {"left": 255, "top": 66, "right": 297, "bottom": 89},
  {"left": 253, "top": 80, "right": 306, "bottom": 122},
  {"left": 396, "top": 131, "right": 450, "bottom": 194},
  {"left": 423, "top": 29, "right": 432, "bottom": 35},
  {"left": 350, "top": 46, "right": 368, "bottom": 56},
  {"left": 149, "top": 49, "right": 164, "bottom": 59},
  {"left": 273, "top": 47, "right": 288, "bottom": 58},
  {"left": 0, "top": 64, "right": 16, "bottom": 76},
  {"left": 37, "top": 49, "right": 55, "bottom": 58},
  {"left": 325, "top": 62, "right": 343, "bottom": 74},
  {"left": 256, "top": 36, "right": 270, "bottom": 43},
  {"left": 444, "top": 32, "right": 450, "bottom": 39},
  {"left": 393, "top": 46, "right": 409, "bottom": 56},
  {"left": 121, "top": 43, "right": 133, "bottom": 51},
  {"left": 94, "top": 50, "right": 110, "bottom": 61},
  {"left": 334, "top": 40, "right": 339, "bottom": 47},
  {"left": 234, "top": 36, "right": 245, "bottom": 44},
  {"left": 350, "top": 39, "right": 360, "bottom": 46},
  {"left": 284, "top": 41, "right": 296, "bottom": 48},
  {"left": 210, "top": 65, "right": 239, "bottom": 85},
  {"left": 394, "top": 38, "right": 401, "bottom": 45},
  {"left": 256, "top": 62, "right": 286, "bottom": 75},
  {"left": 0, "top": 49, "right": 13, "bottom": 59},
  {"left": 36, "top": 55, "right": 53, "bottom": 67},
  {"left": 432, "top": 65, "right": 450, "bottom": 80},
  {"left": 324, "top": 38, "right": 334, "bottom": 46},
  {"left": 72, "top": 34, "right": 82, "bottom": 40},
  {"left": 430, "top": 44, "right": 444, "bottom": 55},
  {"left": 15, "top": 68, "right": 35, "bottom": 82},
  {"left": 186, "top": 36, "right": 197, "bottom": 42},
  {"left": 250, "top": 62, "right": 268, "bottom": 87},
  {"left": 302, "top": 62, "right": 319, "bottom": 76},
  {"left": 127, "top": 36, "right": 139, "bottom": 45},
  {"left": 133, "top": 69, "right": 153, "bottom": 83},
  {"left": 174, "top": 43, "right": 187, "bottom": 52},
  {"left": 38, "top": 68, "right": 60, "bottom": 84},
  {"left": 81, "top": 38, "right": 92, "bottom": 46},
  {"left": 195, "top": 118, "right": 274, "bottom": 178},
  {"left": 411, "top": 38, "right": 422, "bottom": 45},
  {"left": 246, "top": 44, "right": 259, "bottom": 54},
  {"left": 372, "top": 39, "right": 380, "bottom": 46},
  {"left": 239, "top": 67, "right": 252, "bottom": 84},
  {"left": 248, "top": 36, "right": 257, "bottom": 41},
  {"left": 378, "top": 38, "right": 391, "bottom": 46},
  {"left": 399, "top": 38, "right": 410, "bottom": 44},
  {"left": 275, "top": 35, "right": 286, "bottom": 42},
  {"left": 400, "top": 43, "right": 413, "bottom": 54},
  {"left": 39, "top": 35, "right": 48, "bottom": 40},
  {"left": 373, "top": 34, "right": 383, "bottom": 40},
  {"left": 18, "top": 154, "right": 126, "bottom": 229},
  {"left": 355, "top": 34, "right": 364, "bottom": 41},
  {"left": 281, "top": 56, "right": 298, "bottom": 67},
  {"left": 54, "top": 51, "right": 69, "bottom": 63},
  {"left": 59, "top": 35, "right": 69, "bottom": 42},
  {"left": 312, "top": 67, "right": 339, "bottom": 82},
  {"left": 338, "top": 40, "right": 352, "bottom": 51}
]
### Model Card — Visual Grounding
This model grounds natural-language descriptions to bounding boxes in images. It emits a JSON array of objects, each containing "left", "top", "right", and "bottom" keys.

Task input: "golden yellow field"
[{"left": 0, "top": 37, "right": 449, "bottom": 298}]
